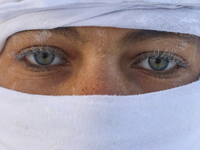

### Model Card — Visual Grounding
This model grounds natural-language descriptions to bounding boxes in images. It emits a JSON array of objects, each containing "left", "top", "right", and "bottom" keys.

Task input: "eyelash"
[
  {"left": 15, "top": 46, "right": 69, "bottom": 72},
  {"left": 132, "top": 51, "right": 188, "bottom": 78},
  {"left": 15, "top": 47, "right": 188, "bottom": 78}
]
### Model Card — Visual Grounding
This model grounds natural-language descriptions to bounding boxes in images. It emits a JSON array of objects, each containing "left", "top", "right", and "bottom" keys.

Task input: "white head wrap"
[{"left": 0, "top": 0, "right": 200, "bottom": 150}]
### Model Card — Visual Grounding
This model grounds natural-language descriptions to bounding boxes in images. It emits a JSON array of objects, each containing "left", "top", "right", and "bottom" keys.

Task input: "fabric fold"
[
  {"left": 1, "top": 0, "right": 200, "bottom": 51},
  {"left": 0, "top": 81, "right": 200, "bottom": 150}
]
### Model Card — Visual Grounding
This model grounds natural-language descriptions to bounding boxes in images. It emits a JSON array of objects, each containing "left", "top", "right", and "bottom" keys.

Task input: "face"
[{"left": 0, "top": 27, "right": 200, "bottom": 95}]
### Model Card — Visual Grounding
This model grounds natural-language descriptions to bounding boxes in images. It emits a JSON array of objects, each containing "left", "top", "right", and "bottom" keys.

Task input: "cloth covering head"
[
  {"left": 0, "top": 0, "right": 200, "bottom": 150},
  {"left": 1, "top": 0, "right": 200, "bottom": 51}
]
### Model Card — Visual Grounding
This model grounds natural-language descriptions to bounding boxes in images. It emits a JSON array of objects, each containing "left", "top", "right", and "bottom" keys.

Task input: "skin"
[{"left": 0, "top": 27, "right": 200, "bottom": 95}]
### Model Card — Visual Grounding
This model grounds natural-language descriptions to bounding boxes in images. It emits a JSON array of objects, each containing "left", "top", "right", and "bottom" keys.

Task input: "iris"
[
  {"left": 148, "top": 57, "right": 169, "bottom": 71},
  {"left": 34, "top": 52, "right": 55, "bottom": 65}
]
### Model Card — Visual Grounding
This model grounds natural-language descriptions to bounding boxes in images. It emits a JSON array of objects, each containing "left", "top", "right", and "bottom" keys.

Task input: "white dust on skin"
[
  {"left": 75, "top": 29, "right": 130, "bottom": 95},
  {"left": 11, "top": 30, "right": 53, "bottom": 47},
  {"left": 31, "top": 30, "right": 53, "bottom": 44}
]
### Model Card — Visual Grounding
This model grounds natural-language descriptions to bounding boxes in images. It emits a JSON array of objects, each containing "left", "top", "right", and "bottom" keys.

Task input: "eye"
[
  {"left": 135, "top": 52, "right": 187, "bottom": 72},
  {"left": 26, "top": 51, "right": 62, "bottom": 66},
  {"left": 16, "top": 46, "right": 69, "bottom": 70},
  {"left": 139, "top": 56, "right": 176, "bottom": 71}
]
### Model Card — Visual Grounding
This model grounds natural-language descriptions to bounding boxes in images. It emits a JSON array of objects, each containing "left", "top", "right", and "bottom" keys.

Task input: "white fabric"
[
  {"left": 0, "top": 0, "right": 200, "bottom": 150},
  {"left": 1, "top": 82, "right": 200, "bottom": 150},
  {"left": 1, "top": 0, "right": 200, "bottom": 51}
]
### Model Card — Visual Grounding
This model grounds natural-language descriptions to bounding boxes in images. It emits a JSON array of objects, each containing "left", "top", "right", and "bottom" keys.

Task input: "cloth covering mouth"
[{"left": 0, "top": 81, "right": 200, "bottom": 150}]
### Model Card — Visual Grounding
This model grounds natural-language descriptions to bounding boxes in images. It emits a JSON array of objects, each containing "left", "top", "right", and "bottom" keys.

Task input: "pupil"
[
  {"left": 42, "top": 52, "right": 48, "bottom": 58},
  {"left": 155, "top": 58, "right": 161, "bottom": 64}
]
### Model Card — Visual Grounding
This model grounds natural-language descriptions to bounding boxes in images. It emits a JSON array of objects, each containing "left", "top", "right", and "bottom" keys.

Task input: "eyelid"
[
  {"left": 133, "top": 51, "right": 188, "bottom": 68},
  {"left": 130, "top": 51, "right": 189, "bottom": 78},
  {"left": 15, "top": 46, "right": 67, "bottom": 60},
  {"left": 15, "top": 46, "right": 70, "bottom": 71}
]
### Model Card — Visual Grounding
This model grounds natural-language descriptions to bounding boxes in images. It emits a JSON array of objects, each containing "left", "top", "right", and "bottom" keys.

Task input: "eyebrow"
[
  {"left": 50, "top": 27, "right": 82, "bottom": 41},
  {"left": 121, "top": 30, "right": 198, "bottom": 46},
  {"left": 9, "top": 28, "right": 198, "bottom": 47}
]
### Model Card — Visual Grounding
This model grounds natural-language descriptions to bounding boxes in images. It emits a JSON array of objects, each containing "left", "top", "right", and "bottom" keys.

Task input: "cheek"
[
  {"left": 0, "top": 58, "right": 71, "bottom": 95},
  {"left": 0, "top": 74, "right": 64, "bottom": 95},
  {"left": 127, "top": 68, "right": 199, "bottom": 94}
]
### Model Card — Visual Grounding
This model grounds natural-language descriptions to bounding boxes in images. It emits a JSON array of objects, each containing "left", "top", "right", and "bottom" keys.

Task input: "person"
[
  {"left": 0, "top": 0, "right": 200, "bottom": 150},
  {"left": 1, "top": 27, "right": 200, "bottom": 95}
]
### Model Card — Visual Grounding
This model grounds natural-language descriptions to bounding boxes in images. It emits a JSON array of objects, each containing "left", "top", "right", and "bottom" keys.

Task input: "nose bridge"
[
  {"left": 70, "top": 30, "right": 129, "bottom": 95},
  {"left": 75, "top": 56, "right": 122, "bottom": 95}
]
